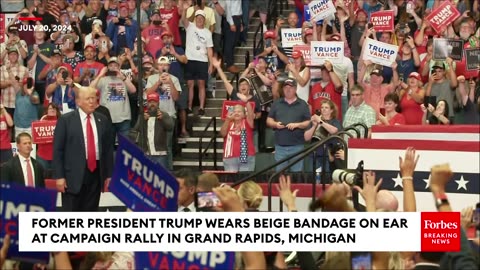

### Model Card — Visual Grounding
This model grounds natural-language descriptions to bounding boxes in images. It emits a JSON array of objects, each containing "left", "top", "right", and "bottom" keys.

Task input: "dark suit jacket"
[
  {"left": 53, "top": 109, "right": 114, "bottom": 194},
  {"left": 0, "top": 155, "right": 45, "bottom": 188},
  {"left": 413, "top": 263, "right": 441, "bottom": 270}
]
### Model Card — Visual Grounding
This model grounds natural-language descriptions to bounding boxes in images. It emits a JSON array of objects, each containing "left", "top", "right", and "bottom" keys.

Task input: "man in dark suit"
[
  {"left": 0, "top": 132, "right": 45, "bottom": 188},
  {"left": 53, "top": 85, "right": 114, "bottom": 211},
  {"left": 413, "top": 252, "right": 443, "bottom": 270}
]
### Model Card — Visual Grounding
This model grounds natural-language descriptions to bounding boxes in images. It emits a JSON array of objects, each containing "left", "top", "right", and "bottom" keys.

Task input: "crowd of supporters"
[{"left": 0, "top": 0, "right": 479, "bottom": 268}]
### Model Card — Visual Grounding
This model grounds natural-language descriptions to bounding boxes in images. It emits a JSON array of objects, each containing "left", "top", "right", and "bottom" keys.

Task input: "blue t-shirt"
[
  {"left": 14, "top": 93, "right": 39, "bottom": 128},
  {"left": 27, "top": 43, "right": 56, "bottom": 82}
]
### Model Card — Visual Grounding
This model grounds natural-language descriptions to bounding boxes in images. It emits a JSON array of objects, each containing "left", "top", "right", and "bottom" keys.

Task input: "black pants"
[
  {"left": 223, "top": 15, "right": 242, "bottom": 67},
  {"left": 61, "top": 164, "right": 101, "bottom": 212}
]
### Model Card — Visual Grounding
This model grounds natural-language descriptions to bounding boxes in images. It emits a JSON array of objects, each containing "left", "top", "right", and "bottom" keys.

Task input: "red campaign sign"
[
  {"left": 370, "top": 10, "right": 394, "bottom": 32},
  {"left": 221, "top": 100, "right": 256, "bottom": 120},
  {"left": 31, "top": 121, "right": 57, "bottom": 144},
  {"left": 293, "top": 44, "right": 312, "bottom": 66},
  {"left": 0, "top": 14, "right": 5, "bottom": 44},
  {"left": 425, "top": 1, "right": 460, "bottom": 34}
]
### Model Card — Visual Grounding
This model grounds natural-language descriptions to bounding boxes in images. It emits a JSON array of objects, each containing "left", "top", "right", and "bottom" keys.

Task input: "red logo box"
[{"left": 421, "top": 212, "right": 461, "bottom": 252}]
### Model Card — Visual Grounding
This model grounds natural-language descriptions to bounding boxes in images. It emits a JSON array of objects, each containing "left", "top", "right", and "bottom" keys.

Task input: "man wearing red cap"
[
  {"left": 142, "top": 10, "right": 168, "bottom": 58},
  {"left": 106, "top": 2, "right": 139, "bottom": 55},
  {"left": 74, "top": 44, "right": 105, "bottom": 86},
  {"left": 257, "top": 30, "right": 289, "bottom": 71},
  {"left": 130, "top": 92, "right": 173, "bottom": 168}
]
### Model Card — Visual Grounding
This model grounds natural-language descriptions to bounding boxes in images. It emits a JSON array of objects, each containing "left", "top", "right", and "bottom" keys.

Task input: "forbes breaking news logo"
[{"left": 421, "top": 212, "right": 461, "bottom": 252}]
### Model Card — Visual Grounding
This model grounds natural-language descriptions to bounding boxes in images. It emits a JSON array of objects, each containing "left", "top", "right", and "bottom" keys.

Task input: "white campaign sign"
[
  {"left": 362, "top": 38, "right": 399, "bottom": 67},
  {"left": 309, "top": 0, "right": 336, "bottom": 21},
  {"left": 311, "top": 41, "right": 344, "bottom": 65},
  {"left": 281, "top": 28, "right": 303, "bottom": 48}
]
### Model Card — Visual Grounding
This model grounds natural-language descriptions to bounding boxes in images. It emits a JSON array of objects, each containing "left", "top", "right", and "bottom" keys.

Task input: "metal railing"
[
  {"left": 198, "top": 117, "right": 218, "bottom": 171},
  {"left": 266, "top": 135, "right": 349, "bottom": 212}
]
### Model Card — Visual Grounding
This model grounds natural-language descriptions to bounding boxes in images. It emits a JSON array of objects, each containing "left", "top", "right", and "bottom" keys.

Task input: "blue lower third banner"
[
  {"left": 0, "top": 183, "right": 57, "bottom": 263},
  {"left": 109, "top": 135, "right": 179, "bottom": 211},
  {"left": 135, "top": 251, "right": 235, "bottom": 270}
]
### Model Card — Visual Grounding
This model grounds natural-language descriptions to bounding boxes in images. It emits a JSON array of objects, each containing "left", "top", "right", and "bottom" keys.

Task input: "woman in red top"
[
  {"left": 399, "top": 72, "right": 425, "bottom": 125},
  {"left": 36, "top": 103, "right": 61, "bottom": 171},
  {"left": 0, "top": 104, "right": 14, "bottom": 165},
  {"left": 220, "top": 103, "right": 256, "bottom": 172},
  {"left": 377, "top": 93, "right": 406, "bottom": 126}
]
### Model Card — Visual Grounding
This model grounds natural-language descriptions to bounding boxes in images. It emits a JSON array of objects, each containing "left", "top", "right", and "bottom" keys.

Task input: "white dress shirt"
[
  {"left": 178, "top": 202, "right": 195, "bottom": 212},
  {"left": 19, "top": 156, "right": 36, "bottom": 187},
  {"left": 78, "top": 108, "right": 99, "bottom": 160}
]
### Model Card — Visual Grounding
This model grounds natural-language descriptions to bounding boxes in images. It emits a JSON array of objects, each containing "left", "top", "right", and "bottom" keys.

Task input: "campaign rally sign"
[
  {"left": 221, "top": 100, "right": 256, "bottom": 120},
  {"left": 135, "top": 251, "right": 235, "bottom": 270},
  {"left": 0, "top": 183, "right": 57, "bottom": 263},
  {"left": 370, "top": 10, "right": 394, "bottom": 32},
  {"left": 293, "top": 44, "right": 312, "bottom": 66},
  {"left": 432, "top": 38, "right": 464, "bottom": 61},
  {"left": 303, "top": 4, "right": 311, "bottom": 21},
  {"left": 0, "top": 14, "right": 4, "bottom": 43},
  {"left": 465, "top": 48, "right": 480, "bottom": 71},
  {"left": 362, "top": 38, "right": 398, "bottom": 67},
  {"left": 425, "top": 1, "right": 460, "bottom": 34},
  {"left": 281, "top": 28, "right": 303, "bottom": 48},
  {"left": 31, "top": 121, "right": 56, "bottom": 144},
  {"left": 308, "top": 0, "right": 336, "bottom": 21},
  {"left": 109, "top": 135, "right": 178, "bottom": 212},
  {"left": 311, "top": 41, "right": 344, "bottom": 65}
]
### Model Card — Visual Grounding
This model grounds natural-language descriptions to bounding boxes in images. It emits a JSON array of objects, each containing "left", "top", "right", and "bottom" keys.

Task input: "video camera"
[{"left": 332, "top": 160, "right": 364, "bottom": 187}]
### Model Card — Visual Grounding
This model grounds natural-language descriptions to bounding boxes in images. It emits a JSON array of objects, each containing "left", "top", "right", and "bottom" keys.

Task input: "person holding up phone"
[
  {"left": 73, "top": 44, "right": 105, "bottom": 86},
  {"left": 45, "top": 66, "right": 77, "bottom": 114},
  {"left": 90, "top": 57, "right": 137, "bottom": 140},
  {"left": 129, "top": 92, "right": 173, "bottom": 168},
  {"left": 106, "top": 2, "right": 139, "bottom": 55},
  {"left": 398, "top": 72, "right": 425, "bottom": 125},
  {"left": 425, "top": 59, "right": 458, "bottom": 121},
  {"left": 13, "top": 78, "right": 40, "bottom": 137}
]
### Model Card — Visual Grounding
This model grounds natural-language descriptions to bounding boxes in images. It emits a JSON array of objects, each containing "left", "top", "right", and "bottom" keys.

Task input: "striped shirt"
[{"left": 0, "top": 64, "right": 29, "bottom": 108}]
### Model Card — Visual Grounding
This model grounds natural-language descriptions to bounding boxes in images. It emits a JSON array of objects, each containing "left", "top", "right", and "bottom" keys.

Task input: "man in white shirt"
[
  {"left": 130, "top": 93, "right": 173, "bottom": 169},
  {"left": 145, "top": 56, "right": 182, "bottom": 170},
  {"left": 181, "top": 6, "right": 214, "bottom": 116},
  {"left": 1, "top": 132, "right": 45, "bottom": 188},
  {"left": 175, "top": 168, "right": 197, "bottom": 212}
]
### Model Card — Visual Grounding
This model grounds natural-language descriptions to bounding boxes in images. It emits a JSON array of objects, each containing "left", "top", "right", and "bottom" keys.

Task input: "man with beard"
[
  {"left": 130, "top": 92, "right": 173, "bottom": 168},
  {"left": 452, "top": 18, "right": 479, "bottom": 79}
]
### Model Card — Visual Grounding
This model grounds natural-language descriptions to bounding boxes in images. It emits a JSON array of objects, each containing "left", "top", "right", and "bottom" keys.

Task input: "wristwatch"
[{"left": 435, "top": 194, "right": 449, "bottom": 209}]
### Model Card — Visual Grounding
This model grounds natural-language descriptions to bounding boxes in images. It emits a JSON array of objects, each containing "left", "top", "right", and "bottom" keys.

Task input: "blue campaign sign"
[
  {"left": 109, "top": 135, "right": 178, "bottom": 212},
  {"left": 0, "top": 183, "right": 57, "bottom": 263},
  {"left": 135, "top": 252, "right": 235, "bottom": 270},
  {"left": 304, "top": 4, "right": 311, "bottom": 21}
]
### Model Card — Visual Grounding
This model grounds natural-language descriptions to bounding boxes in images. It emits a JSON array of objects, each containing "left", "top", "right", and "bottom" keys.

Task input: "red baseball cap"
[
  {"left": 264, "top": 30, "right": 276, "bottom": 39},
  {"left": 408, "top": 72, "right": 422, "bottom": 81},
  {"left": 84, "top": 44, "right": 96, "bottom": 51},
  {"left": 147, "top": 92, "right": 159, "bottom": 102},
  {"left": 291, "top": 50, "right": 303, "bottom": 59},
  {"left": 119, "top": 2, "right": 128, "bottom": 9},
  {"left": 161, "top": 31, "right": 172, "bottom": 39},
  {"left": 327, "top": 34, "right": 341, "bottom": 41}
]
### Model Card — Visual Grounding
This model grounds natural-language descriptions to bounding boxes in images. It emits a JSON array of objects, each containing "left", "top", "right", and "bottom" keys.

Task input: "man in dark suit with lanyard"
[
  {"left": 53, "top": 85, "right": 114, "bottom": 211},
  {"left": 1, "top": 132, "right": 45, "bottom": 188}
]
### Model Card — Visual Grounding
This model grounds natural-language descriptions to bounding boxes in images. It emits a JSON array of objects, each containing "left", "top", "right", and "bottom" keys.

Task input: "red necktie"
[
  {"left": 86, "top": 114, "right": 97, "bottom": 172},
  {"left": 26, "top": 159, "right": 34, "bottom": 187}
]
